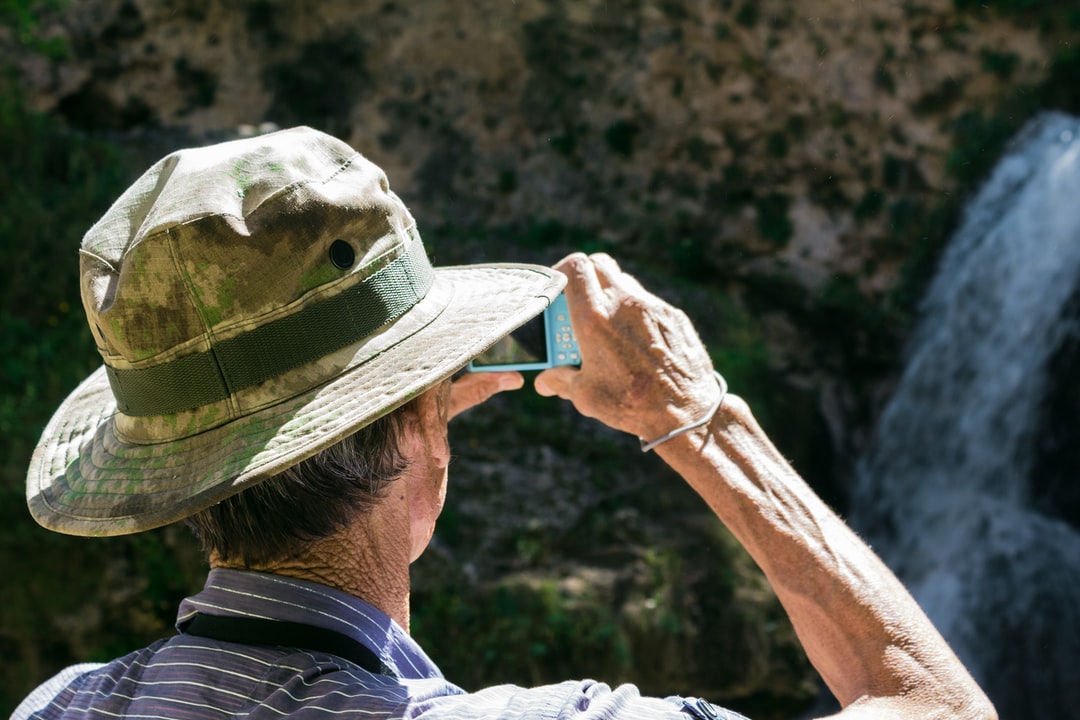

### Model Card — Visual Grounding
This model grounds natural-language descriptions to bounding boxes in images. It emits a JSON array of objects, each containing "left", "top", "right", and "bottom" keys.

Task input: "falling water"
[{"left": 852, "top": 112, "right": 1080, "bottom": 720}]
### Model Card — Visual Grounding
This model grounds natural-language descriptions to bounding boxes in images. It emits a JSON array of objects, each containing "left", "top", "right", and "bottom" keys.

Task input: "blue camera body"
[{"left": 469, "top": 293, "right": 581, "bottom": 372}]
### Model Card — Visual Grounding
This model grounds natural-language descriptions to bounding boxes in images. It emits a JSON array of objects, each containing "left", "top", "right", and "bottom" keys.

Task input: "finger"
[
  {"left": 534, "top": 365, "right": 578, "bottom": 399},
  {"left": 448, "top": 371, "right": 523, "bottom": 420},
  {"left": 551, "top": 251, "right": 586, "bottom": 271},
  {"left": 591, "top": 252, "right": 648, "bottom": 296},
  {"left": 554, "top": 252, "right": 606, "bottom": 314},
  {"left": 589, "top": 252, "right": 622, "bottom": 290}
]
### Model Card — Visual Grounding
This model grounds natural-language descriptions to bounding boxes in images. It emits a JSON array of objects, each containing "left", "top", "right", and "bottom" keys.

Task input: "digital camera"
[{"left": 469, "top": 293, "right": 581, "bottom": 372}]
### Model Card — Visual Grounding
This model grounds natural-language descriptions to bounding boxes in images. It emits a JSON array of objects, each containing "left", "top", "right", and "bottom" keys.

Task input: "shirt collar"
[{"left": 177, "top": 568, "right": 443, "bottom": 680}]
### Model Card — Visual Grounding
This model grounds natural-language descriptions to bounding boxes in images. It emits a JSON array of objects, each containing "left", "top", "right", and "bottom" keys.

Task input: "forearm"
[
  {"left": 655, "top": 395, "right": 994, "bottom": 720},
  {"left": 533, "top": 252, "right": 994, "bottom": 717}
]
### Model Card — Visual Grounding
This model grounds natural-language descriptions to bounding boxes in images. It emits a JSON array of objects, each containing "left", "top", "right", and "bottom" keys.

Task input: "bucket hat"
[{"left": 27, "top": 126, "right": 564, "bottom": 537}]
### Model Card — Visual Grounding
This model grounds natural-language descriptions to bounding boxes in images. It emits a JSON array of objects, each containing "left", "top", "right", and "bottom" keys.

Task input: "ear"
[
  {"left": 399, "top": 384, "right": 452, "bottom": 562},
  {"left": 406, "top": 383, "right": 451, "bottom": 469}
]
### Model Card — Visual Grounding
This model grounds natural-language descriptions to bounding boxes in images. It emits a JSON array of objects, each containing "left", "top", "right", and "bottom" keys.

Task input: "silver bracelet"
[{"left": 639, "top": 371, "right": 728, "bottom": 452}]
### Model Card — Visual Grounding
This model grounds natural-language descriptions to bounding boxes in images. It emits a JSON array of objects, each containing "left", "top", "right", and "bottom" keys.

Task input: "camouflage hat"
[{"left": 27, "top": 126, "right": 564, "bottom": 537}]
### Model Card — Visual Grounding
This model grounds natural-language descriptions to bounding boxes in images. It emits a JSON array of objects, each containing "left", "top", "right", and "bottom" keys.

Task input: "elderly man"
[{"left": 17, "top": 127, "right": 993, "bottom": 720}]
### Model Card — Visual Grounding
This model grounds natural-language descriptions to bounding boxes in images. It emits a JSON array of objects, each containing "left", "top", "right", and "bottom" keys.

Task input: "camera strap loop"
[{"left": 640, "top": 371, "right": 727, "bottom": 452}]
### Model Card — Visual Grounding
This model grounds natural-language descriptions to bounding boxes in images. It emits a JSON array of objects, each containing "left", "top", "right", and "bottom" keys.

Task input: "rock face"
[
  {"left": 15, "top": 0, "right": 1045, "bottom": 280},
  {"left": 3, "top": 1, "right": 1077, "bottom": 716},
  {"left": 12, "top": 0, "right": 1065, "bottom": 477}
]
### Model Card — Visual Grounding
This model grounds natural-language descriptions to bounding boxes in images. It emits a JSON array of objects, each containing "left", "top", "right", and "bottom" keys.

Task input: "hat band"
[{"left": 105, "top": 244, "right": 435, "bottom": 417}]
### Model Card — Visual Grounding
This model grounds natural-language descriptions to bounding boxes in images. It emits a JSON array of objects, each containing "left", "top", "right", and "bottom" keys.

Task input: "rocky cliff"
[{"left": 13, "top": 0, "right": 1073, "bottom": 480}]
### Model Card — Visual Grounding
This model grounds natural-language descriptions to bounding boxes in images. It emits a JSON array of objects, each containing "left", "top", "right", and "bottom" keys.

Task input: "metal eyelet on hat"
[{"left": 329, "top": 239, "right": 355, "bottom": 269}]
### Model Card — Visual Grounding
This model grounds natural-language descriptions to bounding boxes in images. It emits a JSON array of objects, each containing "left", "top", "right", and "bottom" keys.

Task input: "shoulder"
[
  {"left": 11, "top": 663, "right": 107, "bottom": 720},
  {"left": 401, "top": 679, "right": 749, "bottom": 720},
  {"left": 11, "top": 640, "right": 178, "bottom": 720}
]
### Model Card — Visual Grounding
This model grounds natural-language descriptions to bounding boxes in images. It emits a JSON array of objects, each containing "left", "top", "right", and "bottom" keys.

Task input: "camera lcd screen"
[{"left": 470, "top": 314, "right": 548, "bottom": 367}]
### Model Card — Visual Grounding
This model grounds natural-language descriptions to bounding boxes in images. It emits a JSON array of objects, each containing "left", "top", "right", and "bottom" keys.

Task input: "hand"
[
  {"left": 534, "top": 253, "right": 719, "bottom": 442},
  {"left": 448, "top": 371, "right": 523, "bottom": 421}
]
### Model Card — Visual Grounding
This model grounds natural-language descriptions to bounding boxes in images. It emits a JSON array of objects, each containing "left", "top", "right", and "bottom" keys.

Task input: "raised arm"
[{"left": 535, "top": 253, "right": 995, "bottom": 720}]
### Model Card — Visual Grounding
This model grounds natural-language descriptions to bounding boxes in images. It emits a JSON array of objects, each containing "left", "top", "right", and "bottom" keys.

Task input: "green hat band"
[{"left": 105, "top": 242, "right": 434, "bottom": 417}]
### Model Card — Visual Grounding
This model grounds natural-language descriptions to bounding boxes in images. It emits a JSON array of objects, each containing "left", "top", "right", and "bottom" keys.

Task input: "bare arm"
[{"left": 535, "top": 253, "right": 995, "bottom": 720}]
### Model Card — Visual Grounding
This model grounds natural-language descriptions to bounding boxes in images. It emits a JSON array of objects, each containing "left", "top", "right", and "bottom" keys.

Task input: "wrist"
[
  {"left": 638, "top": 371, "right": 727, "bottom": 452},
  {"left": 652, "top": 393, "right": 775, "bottom": 483}
]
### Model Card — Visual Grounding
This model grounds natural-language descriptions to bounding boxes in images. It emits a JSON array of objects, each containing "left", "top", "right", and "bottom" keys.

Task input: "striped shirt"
[{"left": 14, "top": 569, "right": 747, "bottom": 720}]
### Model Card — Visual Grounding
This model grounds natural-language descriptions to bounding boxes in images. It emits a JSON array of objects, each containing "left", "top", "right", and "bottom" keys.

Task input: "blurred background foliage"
[
  {"left": 0, "top": 14, "right": 790, "bottom": 715},
  {"left": 0, "top": 63, "right": 804, "bottom": 720},
  {"left": 0, "top": 3, "right": 207, "bottom": 708}
]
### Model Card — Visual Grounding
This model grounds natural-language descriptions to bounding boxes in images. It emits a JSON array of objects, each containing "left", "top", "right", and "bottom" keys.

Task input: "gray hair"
[{"left": 184, "top": 405, "right": 413, "bottom": 566}]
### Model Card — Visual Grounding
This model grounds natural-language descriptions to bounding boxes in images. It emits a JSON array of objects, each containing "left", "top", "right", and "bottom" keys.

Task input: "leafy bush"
[{"left": 0, "top": 73, "right": 208, "bottom": 714}]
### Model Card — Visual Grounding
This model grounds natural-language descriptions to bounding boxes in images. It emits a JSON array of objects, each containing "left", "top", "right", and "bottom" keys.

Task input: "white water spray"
[{"left": 852, "top": 112, "right": 1080, "bottom": 720}]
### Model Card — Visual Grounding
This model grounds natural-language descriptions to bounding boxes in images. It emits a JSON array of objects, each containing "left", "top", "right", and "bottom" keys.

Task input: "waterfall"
[{"left": 852, "top": 111, "right": 1080, "bottom": 720}]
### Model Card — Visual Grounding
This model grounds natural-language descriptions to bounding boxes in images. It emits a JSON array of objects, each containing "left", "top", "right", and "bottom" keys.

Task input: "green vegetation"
[
  {"left": 854, "top": 188, "right": 886, "bottom": 221},
  {"left": 765, "top": 131, "right": 789, "bottom": 158},
  {"left": 265, "top": 35, "right": 369, "bottom": 138},
  {"left": 0, "top": 84, "right": 208, "bottom": 713},
  {"left": 955, "top": 0, "right": 1073, "bottom": 20},
  {"left": 980, "top": 48, "right": 1020, "bottom": 79},
  {"left": 604, "top": 119, "right": 639, "bottom": 158},
  {"left": 0, "top": 8, "right": 208, "bottom": 708},
  {"left": 734, "top": 3, "right": 759, "bottom": 28},
  {"left": 0, "top": 99, "right": 116, "bottom": 468},
  {"left": 411, "top": 574, "right": 635, "bottom": 688},
  {"left": 410, "top": 457, "right": 812, "bottom": 711},
  {"left": 658, "top": 0, "right": 690, "bottom": 22},
  {"left": 0, "top": 0, "right": 69, "bottom": 58},
  {"left": 873, "top": 61, "right": 896, "bottom": 95},
  {"left": 755, "top": 193, "right": 793, "bottom": 247}
]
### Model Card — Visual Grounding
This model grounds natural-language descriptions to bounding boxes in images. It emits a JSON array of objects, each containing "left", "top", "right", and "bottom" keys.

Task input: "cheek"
[
  {"left": 409, "top": 465, "right": 448, "bottom": 563},
  {"left": 427, "top": 465, "right": 449, "bottom": 524},
  {"left": 435, "top": 467, "right": 448, "bottom": 511}
]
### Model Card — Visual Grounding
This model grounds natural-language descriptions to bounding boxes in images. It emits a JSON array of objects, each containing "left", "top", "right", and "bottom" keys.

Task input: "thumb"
[
  {"left": 448, "top": 371, "right": 523, "bottom": 420},
  {"left": 534, "top": 365, "right": 579, "bottom": 400}
]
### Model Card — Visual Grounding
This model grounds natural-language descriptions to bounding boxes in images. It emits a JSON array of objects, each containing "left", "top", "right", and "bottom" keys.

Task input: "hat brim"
[{"left": 27, "top": 263, "right": 565, "bottom": 537}]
